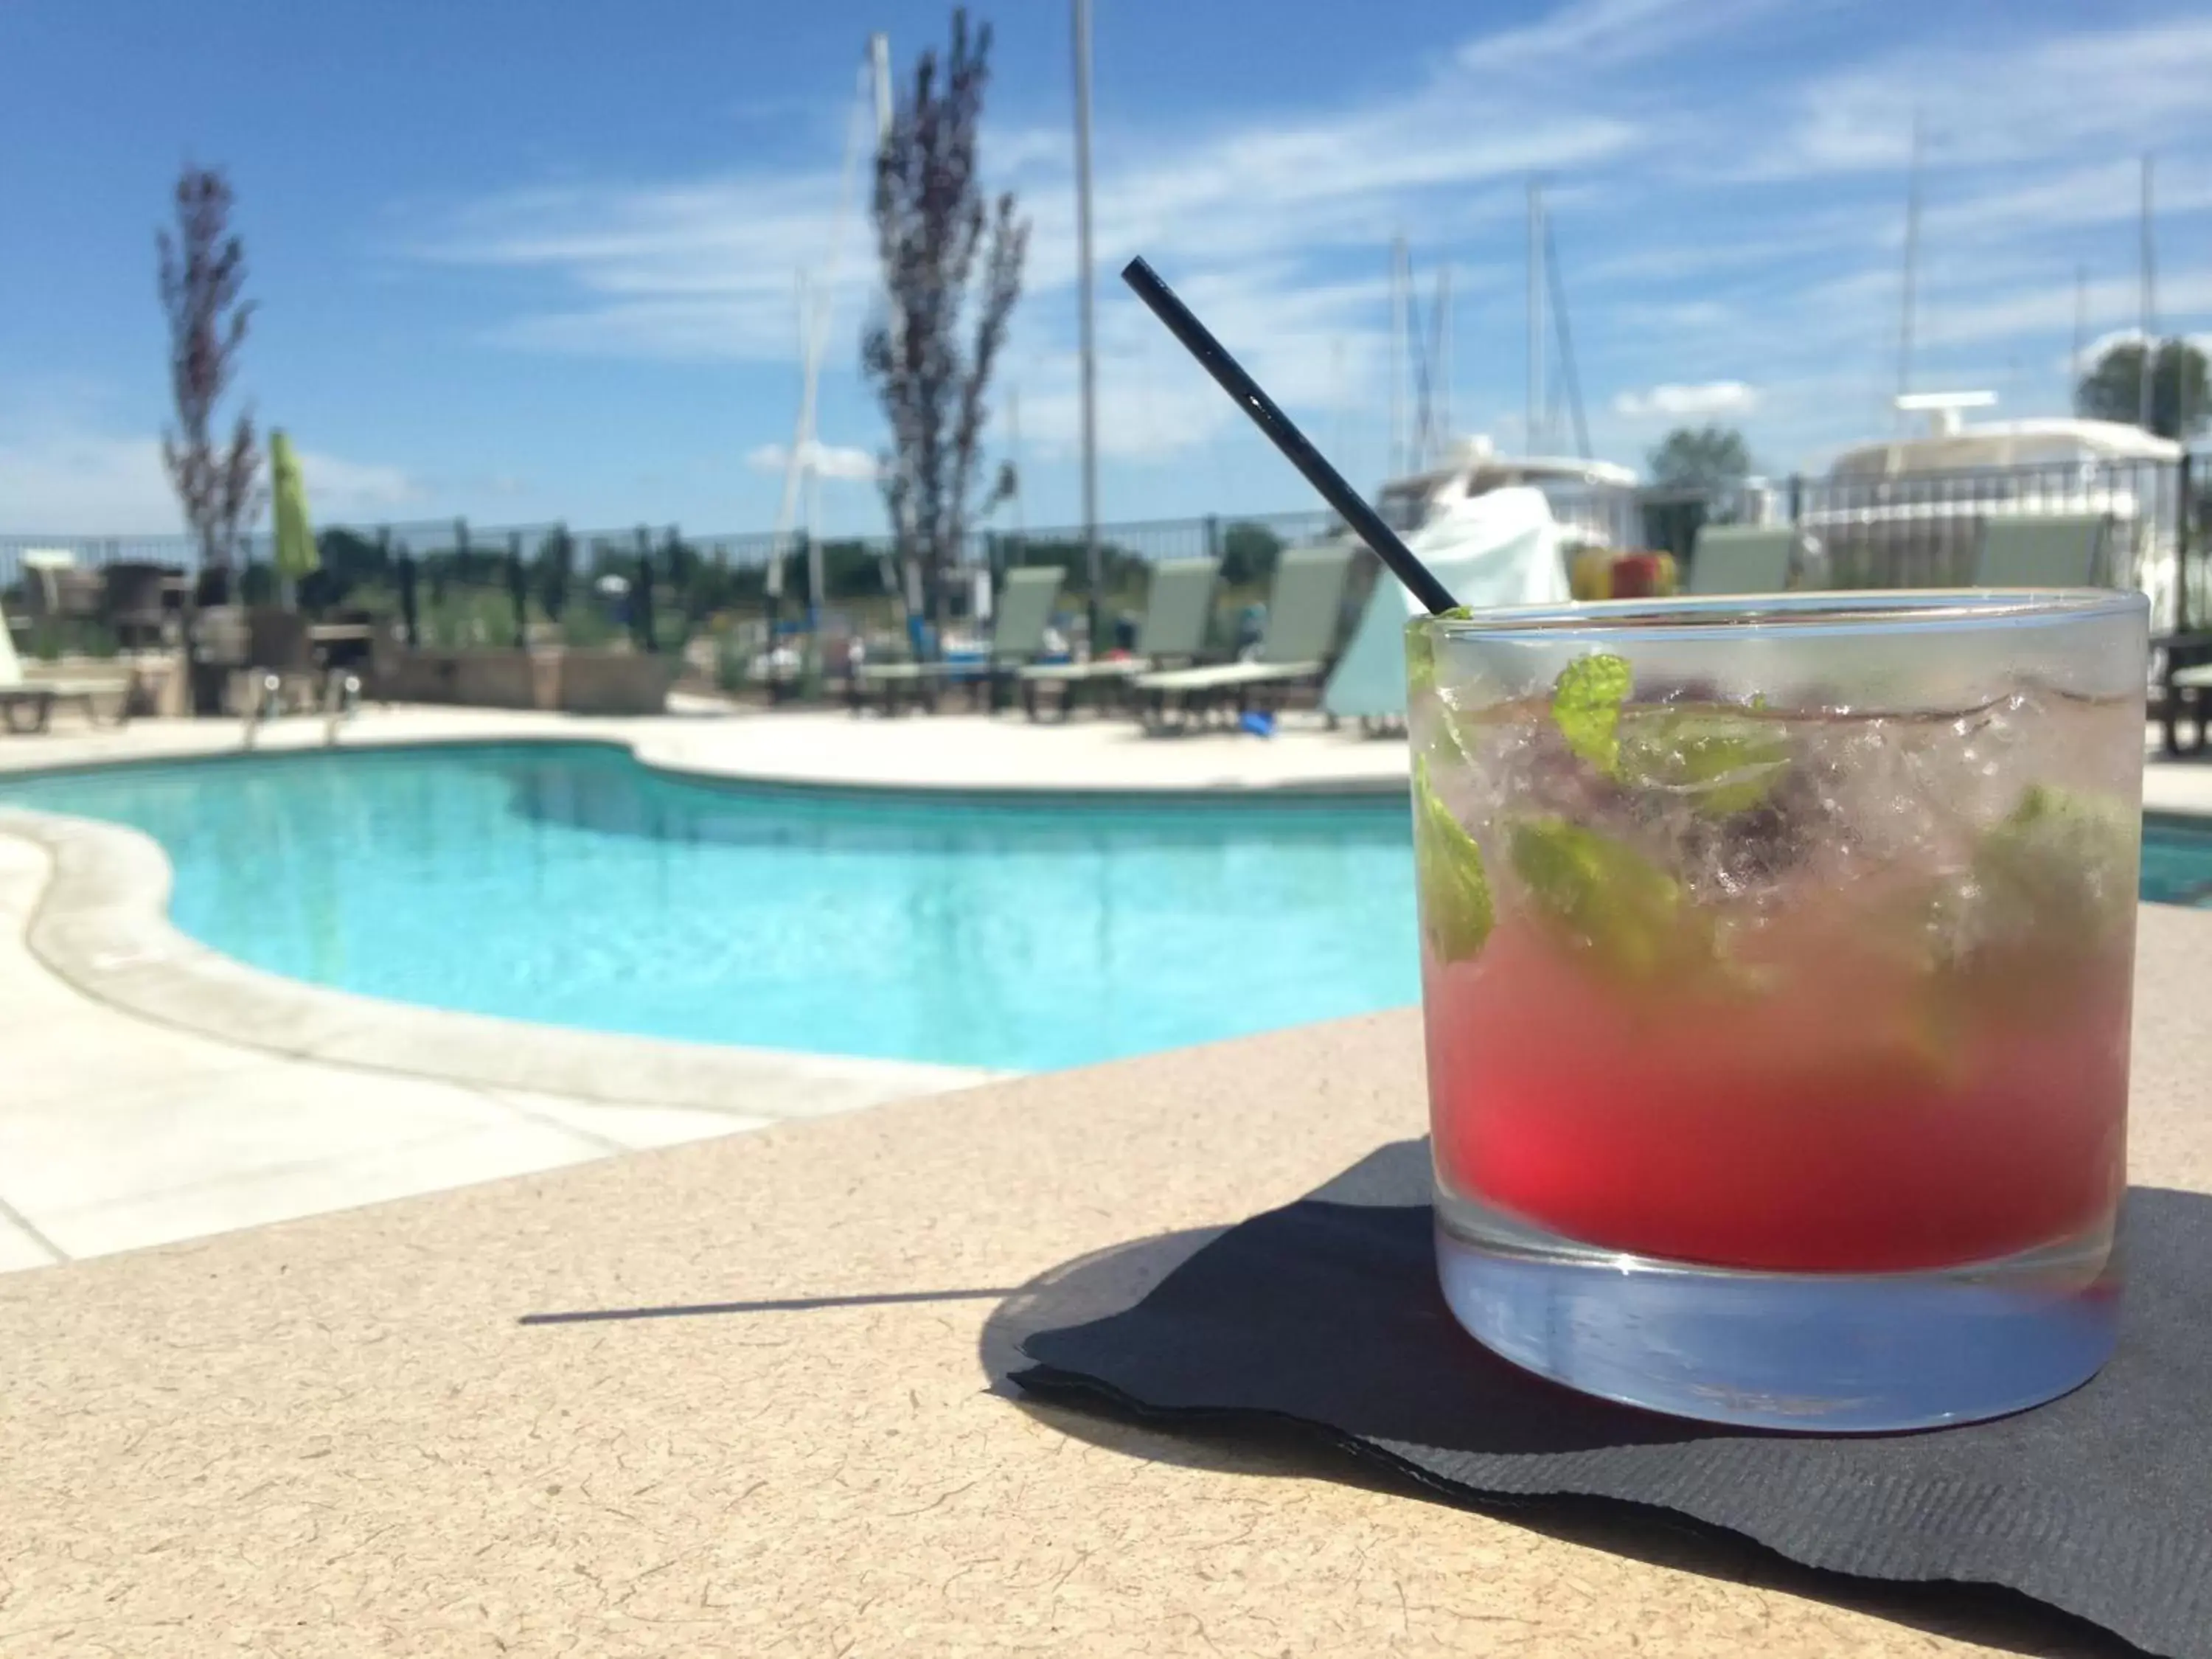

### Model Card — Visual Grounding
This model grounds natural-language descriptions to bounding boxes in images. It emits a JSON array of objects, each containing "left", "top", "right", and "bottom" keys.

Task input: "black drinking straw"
[{"left": 1120, "top": 256, "right": 1461, "bottom": 615}]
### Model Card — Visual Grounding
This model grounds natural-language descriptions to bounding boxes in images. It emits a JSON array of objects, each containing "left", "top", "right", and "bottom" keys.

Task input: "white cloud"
[
  {"left": 1750, "top": 18, "right": 2212, "bottom": 178},
  {"left": 1915, "top": 270, "right": 2212, "bottom": 352},
  {"left": 397, "top": 1, "right": 2212, "bottom": 498},
  {"left": 296, "top": 451, "right": 423, "bottom": 515},
  {"left": 433, "top": 176, "right": 856, "bottom": 364},
  {"left": 1611, "top": 381, "right": 1759, "bottom": 420},
  {"left": 1921, "top": 158, "right": 2212, "bottom": 246},
  {"left": 0, "top": 426, "right": 421, "bottom": 535},
  {"left": 744, "top": 440, "right": 880, "bottom": 481},
  {"left": 416, "top": 10, "right": 1641, "bottom": 466},
  {"left": 1458, "top": 0, "right": 1778, "bottom": 74},
  {"left": 0, "top": 432, "right": 175, "bottom": 535},
  {"left": 2056, "top": 327, "right": 2212, "bottom": 375}
]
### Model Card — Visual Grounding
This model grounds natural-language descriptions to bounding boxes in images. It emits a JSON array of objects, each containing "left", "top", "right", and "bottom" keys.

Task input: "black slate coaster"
[{"left": 1013, "top": 1140, "right": 2212, "bottom": 1659}]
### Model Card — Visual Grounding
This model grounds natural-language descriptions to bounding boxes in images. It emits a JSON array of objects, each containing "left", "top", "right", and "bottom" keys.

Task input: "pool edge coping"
[
  {"left": 1, "top": 724, "right": 2202, "bottom": 1102},
  {"left": 0, "top": 726, "right": 1418, "bottom": 805},
  {"left": 4, "top": 715, "right": 2197, "bottom": 815},
  {"left": 0, "top": 805, "right": 1004, "bottom": 1119}
]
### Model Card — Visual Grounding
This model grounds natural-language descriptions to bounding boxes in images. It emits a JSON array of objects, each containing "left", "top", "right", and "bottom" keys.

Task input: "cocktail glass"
[{"left": 1408, "top": 590, "right": 2146, "bottom": 1430}]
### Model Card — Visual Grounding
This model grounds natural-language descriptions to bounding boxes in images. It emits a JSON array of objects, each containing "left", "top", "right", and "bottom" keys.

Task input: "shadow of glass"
[{"left": 979, "top": 1222, "right": 2146, "bottom": 1659}]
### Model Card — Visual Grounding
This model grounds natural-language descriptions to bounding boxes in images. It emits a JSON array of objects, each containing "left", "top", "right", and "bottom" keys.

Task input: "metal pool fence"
[
  {"left": 6, "top": 451, "right": 2208, "bottom": 641},
  {"left": 1651, "top": 452, "right": 2208, "bottom": 627}
]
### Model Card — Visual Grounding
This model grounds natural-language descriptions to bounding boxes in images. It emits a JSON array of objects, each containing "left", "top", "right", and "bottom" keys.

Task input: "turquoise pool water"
[
  {"left": 2142, "top": 814, "right": 2212, "bottom": 907},
  {"left": 0, "top": 744, "right": 1419, "bottom": 1071},
  {"left": 4, "top": 743, "right": 2208, "bottom": 1073}
]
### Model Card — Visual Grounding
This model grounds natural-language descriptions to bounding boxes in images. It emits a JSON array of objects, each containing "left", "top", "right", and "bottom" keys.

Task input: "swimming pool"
[
  {"left": 0, "top": 744, "right": 1419, "bottom": 1071},
  {"left": 2142, "top": 813, "right": 2212, "bottom": 907},
  {"left": 4, "top": 743, "right": 2208, "bottom": 1073}
]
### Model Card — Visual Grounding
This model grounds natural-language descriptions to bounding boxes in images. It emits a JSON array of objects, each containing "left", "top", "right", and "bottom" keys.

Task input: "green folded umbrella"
[{"left": 269, "top": 430, "right": 321, "bottom": 584}]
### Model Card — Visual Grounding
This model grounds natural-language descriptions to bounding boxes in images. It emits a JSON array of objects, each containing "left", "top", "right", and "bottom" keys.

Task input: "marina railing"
[{"left": 6, "top": 454, "right": 2207, "bottom": 645}]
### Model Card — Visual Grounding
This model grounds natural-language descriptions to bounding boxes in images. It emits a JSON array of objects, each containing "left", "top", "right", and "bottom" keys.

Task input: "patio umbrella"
[{"left": 269, "top": 429, "right": 321, "bottom": 596}]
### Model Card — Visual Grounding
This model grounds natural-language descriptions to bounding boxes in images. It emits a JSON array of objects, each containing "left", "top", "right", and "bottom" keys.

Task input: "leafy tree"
[
  {"left": 861, "top": 10, "right": 1030, "bottom": 645},
  {"left": 1006, "top": 538, "right": 1143, "bottom": 597},
  {"left": 534, "top": 526, "right": 577, "bottom": 620},
  {"left": 296, "top": 527, "right": 389, "bottom": 611},
  {"left": 1646, "top": 425, "right": 1755, "bottom": 494},
  {"left": 1220, "top": 521, "right": 1284, "bottom": 587},
  {"left": 660, "top": 526, "right": 699, "bottom": 594},
  {"left": 158, "top": 166, "right": 263, "bottom": 571},
  {"left": 821, "top": 539, "right": 893, "bottom": 602},
  {"left": 2074, "top": 338, "right": 2210, "bottom": 440}
]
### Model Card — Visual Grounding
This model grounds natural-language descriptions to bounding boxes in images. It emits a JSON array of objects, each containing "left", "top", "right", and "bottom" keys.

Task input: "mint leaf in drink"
[
  {"left": 1616, "top": 707, "right": 1791, "bottom": 817},
  {"left": 1405, "top": 606, "right": 1471, "bottom": 698},
  {"left": 1509, "top": 816, "right": 1688, "bottom": 981},
  {"left": 1405, "top": 631, "right": 1436, "bottom": 695},
  {"left": 1550, "top": 653, "right": 1632, "bottom": 776},
  {"left": 1412, "top": 761, "right": 1494, "bottom": 963},
  {"left": 1973, "top": 783, "right": 2137, "bottom": 946}
]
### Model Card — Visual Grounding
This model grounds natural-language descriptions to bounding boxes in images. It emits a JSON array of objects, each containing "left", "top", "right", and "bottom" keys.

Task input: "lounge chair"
[
  {"left": 2162, "top": 633, "right": 2212, "bottom": 754},
  {"left": 1133, "top": 545, "right": 1354, "bottom": 728},
  {"left": 1018, "top": 557, "right": 1219, "bottom": 720},
  {"left": 1972, "top": 514, "right": 2110, "bottom": 588},
  {"left": 1323, "top": 484, "right": 1568, "bottom": 729},
  {"left": 0, "top": 611, "right": 130, "bottom": 734},
  {"left": 852, "top": 566, "right": 1065, "bottom": 716},
  {"left": 1686, "top": 525, "right": 1796, "bottom": 596}
]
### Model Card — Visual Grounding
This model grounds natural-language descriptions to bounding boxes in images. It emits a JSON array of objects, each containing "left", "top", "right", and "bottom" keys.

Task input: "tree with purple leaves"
[
  {"left": 863, "top": 10, "right": 1029, "bottom": 648},
  {"left": 158, "top": 166, "right": 263, "bottom": 575}
]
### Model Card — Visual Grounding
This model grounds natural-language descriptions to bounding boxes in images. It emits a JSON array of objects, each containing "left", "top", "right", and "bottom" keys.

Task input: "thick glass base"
[{"left": 1435, "top": 1192, "right": 2120, "bottom": 1433}]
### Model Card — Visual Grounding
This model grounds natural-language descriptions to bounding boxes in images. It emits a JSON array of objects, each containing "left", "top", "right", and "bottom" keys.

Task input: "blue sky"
[{"left": 3, "top": 0, "right": 2209, "bottom": 539}]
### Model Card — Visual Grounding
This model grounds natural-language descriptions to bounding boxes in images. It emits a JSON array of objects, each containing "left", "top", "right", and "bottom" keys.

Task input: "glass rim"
[{"left": 1412, "top": 587, "right": 2147, "bottom": 643}]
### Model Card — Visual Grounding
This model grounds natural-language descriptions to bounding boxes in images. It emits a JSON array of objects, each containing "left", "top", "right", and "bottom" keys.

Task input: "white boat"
[
  {"left": 1323, "top": 484, "right": 1572, "bottom": 723},
  {"left": 1807, "top": 393, "right": 2187, "bottom": 627},
  {"left": 1372, "top": 437, "right": 1641, "bottom": 559}
]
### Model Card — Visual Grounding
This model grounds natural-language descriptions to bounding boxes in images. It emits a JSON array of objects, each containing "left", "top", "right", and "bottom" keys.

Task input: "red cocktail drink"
[
  {"left": 1408, "top": 592, "right": 2145, "bottom": 1430},
  {"left": 1425, "top": 904, "right": 2130, "bottom": 1274}
]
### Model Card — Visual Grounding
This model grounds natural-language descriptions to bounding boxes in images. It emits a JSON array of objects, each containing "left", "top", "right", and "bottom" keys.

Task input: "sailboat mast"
[
  {"left": 1072, "top": 0, "right": 1100, "bottom": 646},
  {"left": 1437, "top": 263, "right": 1452, "bottom": 453},
  {"left": 1543, "top": 210, "right": 1591, "bottom": 461},
  {"left": 2140, "top": 153, "right": 2157, "bottom": 432},
  {"left": 1894, "top": 114, "right": 1922, "bottom": 427},
  {"left": 1389, "top": 236, "right": 1408, "bottom": 478},
  {"left": 1330, "top": 338, "right": 1346, "bottom": 481},
  {"left": 1407, "top": 260, "right": 1432, "bottom": 469},
  {"left": 2071, "top": 265, "right": 2087, "bottom": 395},
  {"left": 1526, "top": 180, "right": 1545, "bottom": 453},
  {"left": 1006, "top": 383, "right": 1026, "bottom": 546}
]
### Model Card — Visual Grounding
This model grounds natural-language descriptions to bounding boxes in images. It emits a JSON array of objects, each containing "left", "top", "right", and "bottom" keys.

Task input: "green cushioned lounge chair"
[{"left": 1018, "top": 557, "right": 1219, "bottom": 720}]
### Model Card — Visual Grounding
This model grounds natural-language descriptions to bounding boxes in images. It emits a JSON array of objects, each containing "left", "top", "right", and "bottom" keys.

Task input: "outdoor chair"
[
  {"left": 1133, "top": 545, "right": 1355, "bottom": 728},
  {"left": 1322, "top": 485, "right": 1570, "bottom": 730},
  {"left": 2158, "top": 627, "right": 2212, "bottom": 755},
  {"left": 1019, "top": 557, "right": 1219, "bottom": 720},
  {"left": 1686, "top": 526, "right": 1797, "bottom": 596},
  {"left": 100, "top": 562, "right": 181, "bottom": 651},
  {"left": 0, "top": 607, "right": 131, "bottom": 734},
  {"left": 852, "top": 566, "right": 1064, "bottom": 716},
  {"left": 1972, "top": 513, "right": 2111, "bottom": 588},
  {"left": 18, "top": 551, "right": 102, "bottom": 624}
]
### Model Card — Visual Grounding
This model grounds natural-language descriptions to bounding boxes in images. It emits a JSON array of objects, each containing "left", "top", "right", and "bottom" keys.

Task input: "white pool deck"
[
  {"left": 0, "top": 704, "right": 1407, "bottom": 1273},
  {"left": 0, "top": 701, "right": 2205, "bottom": 1276}
]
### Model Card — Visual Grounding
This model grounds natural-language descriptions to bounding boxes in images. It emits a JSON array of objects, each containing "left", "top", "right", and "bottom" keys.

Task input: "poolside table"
[
  {"left": 6, "top": 902, "right": 2211, "bottom": 1655},
  {"left": 2157, "top": 630, "right": 2212, "bottom": 755}
]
